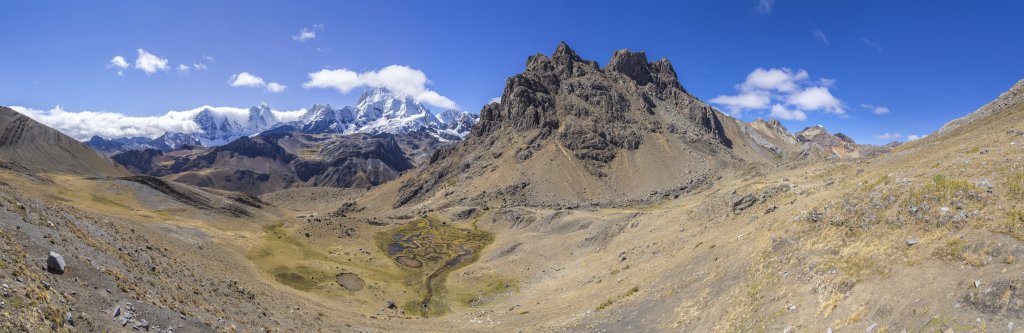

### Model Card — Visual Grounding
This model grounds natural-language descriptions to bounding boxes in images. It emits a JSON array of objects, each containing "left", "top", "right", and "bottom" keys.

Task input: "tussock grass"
[
  {"left": 1002, "top": 209, "right": 1024, "bottom": 241},
  {"left": 933, "top": 238, "right": 966, "bottom": 261},
  {"left": 909, "top": 175, "right": 975, "bottom": 204},
  {"left": 595, "top": 286, "right": 639, "bottom": 311},
  {"left": 1008, "top": 172, "right": 1024, "bottom": 199}
]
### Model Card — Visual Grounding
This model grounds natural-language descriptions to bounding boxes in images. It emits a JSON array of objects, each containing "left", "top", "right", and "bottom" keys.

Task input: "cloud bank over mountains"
[{"left": 9, "top": 105, "right": 305, "bottom": 140}]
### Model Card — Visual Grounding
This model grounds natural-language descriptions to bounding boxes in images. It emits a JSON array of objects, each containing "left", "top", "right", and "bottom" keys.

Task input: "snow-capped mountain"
[
  {"left": 87, "top": 132, "right": 201, "bottom": 155},
  {"left": 300, "top": 104, "right": 355, "bottom": 133},
  {"left": 88, "top": 88, "right": 478, "bottom": 153},
  {"left": 295, "top": 87, "right": 477, "bottom": 138},
  {"left": 150, "top": 132, "right": 202, "bottom": 151},
  {"left": 193, "top": 103, "right": 278, "bottom": 146},
  {"left": 350, "top": 87, "right": 440, "bottom": 133},
  {"left": 435, "top": 109, "right": 479, "bottom": 138}
]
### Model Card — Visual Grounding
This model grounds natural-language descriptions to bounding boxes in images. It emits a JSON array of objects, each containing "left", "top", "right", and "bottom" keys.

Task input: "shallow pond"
[{"left": 378, "top": 217, "right": 493, "bottom": 317}]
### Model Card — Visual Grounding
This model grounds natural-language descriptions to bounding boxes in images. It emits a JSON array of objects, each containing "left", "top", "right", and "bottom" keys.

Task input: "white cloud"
[
  {"left": 292, "top": 24, "right": 323, "bottom": 42},
  {"left": 874, "top": 132, "right": 903, "bottom": 140},
  {"left": 229, "top": 72, "right": 267, "bottom": 87},
  {"left": 861, "top": 103, "right": 890, "bottom": 115},
  {"left": 741, "top": 68, "right": 808, "bottom": 93},
  {"left": 488, "top": 96, "right": 502, "bottom": 104},
  {"left": 193, "top": 62, "right": 208, "bottom": 71},
  {"left": 813, "top": 28, "right": 829, "bottom": 44},
  {"left": 861, "top": 38, "right": 883, "bottom": 52},
  {"left": 109, "top": 56, "right": 129, "bottom": 69},
  {"left": 265, "top": 82, "right": 287, "bottom": 93},
  {"left": 908, "top": 134, "right": 924, "bottom": 141},
  {"left": 134, "top": 48, "right": 169, "bottom": 75},
  {"left": 710, "top": 91, "right": 770, "bottom": 115},
  {"left": 109, "top": 56, "right": 129, "bottom": 76},
  {"left": 229, "top": 72, "right": 287, "bottom": 93},
  {"left": 787, "top": 86, "right": 844, "bottom": 115},
  {"left": 272, "top": 108, "right": 306, "bottom": 122},
  {"left": 753, "top": 0, "right": 775, "bottom": 14},
  {"left": 769, "top": 104, "right": 807, "bottom": 121},
  {"left": 710, "top": 67, "right": 845, "bottom": 120},
  {"left": 303, "top": 65, "right": 458, "bottom": 109},
  {"left": 176, "top": 64, "right": 190, "bottom": 75},
  {"left": 10, "top": 105, "right": 305, "bottom": 140}
]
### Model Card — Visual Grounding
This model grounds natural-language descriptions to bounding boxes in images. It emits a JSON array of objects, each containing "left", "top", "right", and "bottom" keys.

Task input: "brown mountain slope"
[
  {"left": 937, "top": 79, "right": 1024, "bottom": 136},
  {"left": 0, "top": 106, "right": 126, "bottom": 177},
  {"left": 367, "top": 43, "right": 802, "bottom": 209},
  {"left": 110, "top": 131, "right": 431, "bottom": 195}
]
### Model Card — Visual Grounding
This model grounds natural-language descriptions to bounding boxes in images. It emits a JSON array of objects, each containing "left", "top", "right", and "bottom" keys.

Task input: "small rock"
[
  {"left": 65, "top": 313, "right": 74, "bottom": 326},
  {"left": 386, "top": 301, "right": 398, "bottom": 310},
  {"left": 866, "top": 322, "right": 878, "bottom": 332},
  {"left": 41, "top": 281, "right": 50, "bottom": 289},
  {"left": 906, "top": 239, "right": 919, "bottom": 246},
  {"left": 47, "top": 251, "right": 66, "bottom": 274},
  {"left": 975, "top": 280, "right": 981, "bottom": 288},
  {"left": 113, "top": 306, "right": 122, "bottom": 318},
  {"left": 786, "top": 304, "right": 797, "bottom": 311}
]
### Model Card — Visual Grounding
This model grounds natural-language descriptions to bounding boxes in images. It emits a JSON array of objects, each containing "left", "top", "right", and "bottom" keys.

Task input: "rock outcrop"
[{"left": 795, "top": 125, "right": 891, "bottom": 159}]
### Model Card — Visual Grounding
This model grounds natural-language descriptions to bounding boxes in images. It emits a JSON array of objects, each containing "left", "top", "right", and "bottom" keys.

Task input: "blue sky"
[{"left": 1, "top": 0, "right": 1022, "bottom": 144}]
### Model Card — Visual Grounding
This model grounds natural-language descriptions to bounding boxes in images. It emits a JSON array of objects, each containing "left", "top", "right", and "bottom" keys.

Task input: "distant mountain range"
[{"left": 87, "top": 87, "right": 478, "bottom": 155}]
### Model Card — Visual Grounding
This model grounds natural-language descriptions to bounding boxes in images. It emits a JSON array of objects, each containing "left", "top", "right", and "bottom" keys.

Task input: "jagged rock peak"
[
  {"left": 553, "top": 41, "right": 580, "bottom": 60},
  {"left": 605, "top": 48, "right": 683, "bottom": 91},
  {"left": 606, "top": 49, "right": 651, "bottom": 85},
  {"left": 526, "top": 42, "right": 598, "bottom": 74},
  {"left": 751, "top": 118, "right": 786, "bottom": 131}
]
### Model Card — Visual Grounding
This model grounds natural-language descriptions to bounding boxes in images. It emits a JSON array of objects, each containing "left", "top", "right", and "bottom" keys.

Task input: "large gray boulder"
[{"left": 47, "top": 251, "right": 66, "bottom": 274}]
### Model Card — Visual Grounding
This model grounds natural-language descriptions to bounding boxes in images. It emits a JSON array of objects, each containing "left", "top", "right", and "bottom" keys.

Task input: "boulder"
[
  {"left": 732, "top": 194, "right": 757, "bottom": 212},
  {"left": 46, "top": 251, "right": 66, "bottom": 274}
]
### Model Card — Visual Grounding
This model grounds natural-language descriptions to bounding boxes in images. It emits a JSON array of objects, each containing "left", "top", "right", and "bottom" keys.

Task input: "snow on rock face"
[
  {"left": 351, "top": 87, "right": 439, "bottom": 134},
  {"left": 96, "top": 87, "right": 478, "bottom": 148},
  {"left": 192, "top": 103, "right": 284, "bottom": 146},
  {"left": 301, "top": 104, "right": 355, "bottom": 134},
  {"left": 296, "top": 87, "right": 478, "bottom": 139}
]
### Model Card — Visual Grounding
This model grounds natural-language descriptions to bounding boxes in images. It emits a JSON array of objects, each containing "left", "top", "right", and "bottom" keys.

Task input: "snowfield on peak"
[{"left": 88, "top": 87, "right": 478, "bottom": 151}]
